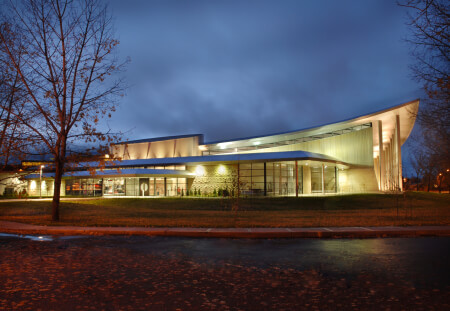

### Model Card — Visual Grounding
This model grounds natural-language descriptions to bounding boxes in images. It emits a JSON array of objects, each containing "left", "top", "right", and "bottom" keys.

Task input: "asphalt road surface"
[{"left": 1, "top": 234, "right": 449, "bottom": 310}]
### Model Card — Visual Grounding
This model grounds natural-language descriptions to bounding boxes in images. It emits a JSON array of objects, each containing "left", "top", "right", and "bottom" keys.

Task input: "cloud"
[{"left": 109, "top": 0, "right": 421, "bottom": 142}]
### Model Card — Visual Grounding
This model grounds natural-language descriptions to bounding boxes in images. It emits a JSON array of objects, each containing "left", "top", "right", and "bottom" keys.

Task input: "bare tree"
[
  {"left": 0, "top": 0, "right": 127, "bottom": 220},
  {"left": 401, "top": 0, "right": 449, "bottom": 104},
  {"left": 400, "top": 0, "right": 450, "bottom": 182},
  {"left": 409, "top": 152, "right": 425, "bottom": 191},
  {"left": 0, "top": 23, "right": 29, "bottom": 169}
]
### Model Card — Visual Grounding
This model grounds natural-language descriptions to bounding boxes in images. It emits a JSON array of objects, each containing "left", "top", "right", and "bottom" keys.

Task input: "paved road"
[{"left": 1, "top": 235, "right": 449, "bottom": 310}]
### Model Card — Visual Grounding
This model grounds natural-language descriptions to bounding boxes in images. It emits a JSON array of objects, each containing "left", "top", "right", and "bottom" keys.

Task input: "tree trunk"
[{"left": 52, "top": 158, "right": 64, "bottom": 221}]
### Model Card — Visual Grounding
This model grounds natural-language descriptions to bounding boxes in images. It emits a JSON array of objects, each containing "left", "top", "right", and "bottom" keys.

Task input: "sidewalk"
[
  {"left": 1, "top": 220, "right": 449, "bottom": 238},
  {"left": 0, "top": 197, "right": 100, "bottom": 202}
]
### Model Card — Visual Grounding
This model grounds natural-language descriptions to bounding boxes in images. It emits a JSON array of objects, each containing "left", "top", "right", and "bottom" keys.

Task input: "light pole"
[{"left": 39, "top": 165, "right": 45, "bottom": 199}]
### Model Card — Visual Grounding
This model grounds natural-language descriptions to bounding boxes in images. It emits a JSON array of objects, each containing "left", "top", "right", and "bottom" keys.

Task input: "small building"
[{"left": 25, "top": 100, "right": 419, "bottom": 197}]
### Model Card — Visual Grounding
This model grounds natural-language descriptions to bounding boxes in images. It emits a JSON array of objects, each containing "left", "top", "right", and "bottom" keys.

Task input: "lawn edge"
[{"left": 1, "top": 221, "right": 450, "bottom": 239}]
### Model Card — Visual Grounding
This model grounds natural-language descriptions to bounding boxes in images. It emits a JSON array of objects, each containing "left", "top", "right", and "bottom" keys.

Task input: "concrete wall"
[
  {"left": 338, "top": 167, "right": 378, "bottom": 193},
  {"left": 27, "top": 179, "right": 65, "bottom": 197}
]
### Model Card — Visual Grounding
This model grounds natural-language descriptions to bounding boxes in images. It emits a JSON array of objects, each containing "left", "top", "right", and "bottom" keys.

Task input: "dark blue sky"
[{"left": 109, "top": 0, "right": 421, "bottom": 143}]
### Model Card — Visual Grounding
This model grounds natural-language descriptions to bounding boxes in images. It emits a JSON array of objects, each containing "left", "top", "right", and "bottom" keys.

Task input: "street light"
[{"left": 39, "top": 165, "right": 45, "bottom": 199}]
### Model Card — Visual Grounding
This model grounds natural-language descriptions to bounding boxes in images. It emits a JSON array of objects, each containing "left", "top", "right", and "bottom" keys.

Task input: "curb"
[{"left": 1, "top": 221, "right": 450, "bottom": 239}]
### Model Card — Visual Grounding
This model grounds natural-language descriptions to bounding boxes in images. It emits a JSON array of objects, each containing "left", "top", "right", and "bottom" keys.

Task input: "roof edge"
[
  {"left": 114, "top": 134, "right": 204, "bottom": 145},
  {"left": 204, "top": 99, "right": 420, "bottom": 145}
]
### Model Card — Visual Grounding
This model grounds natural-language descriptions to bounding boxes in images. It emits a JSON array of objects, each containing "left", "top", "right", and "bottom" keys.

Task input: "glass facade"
[
  {"left": 324, "top": 166, "right": 337, "bottom": 193},
  {"left": 65, "top": 178, "right": 103, "bottom": 196},
  {"left": 239, "top": 161, "right": 336, "bottom": 196},
  {"left": 311, "top": 165, "right": 338, "bottom": 193},
  {"left": 266, "top": 162, "right": 296, "bottom": 196},
  {"left": 101, "top": 177, "right": 187, "bottom": 197},
  {"left": 311, "top": 166, "right": 323, "bottom": 193},
  {"left": 239, "top": 163, "right": 264, "bottom": 195},
  {"left": 103, "top": 178, "right": 125, "bottom": 196},
  {"left": 60, "top": 162, "right": 337, "bottom": 198}
]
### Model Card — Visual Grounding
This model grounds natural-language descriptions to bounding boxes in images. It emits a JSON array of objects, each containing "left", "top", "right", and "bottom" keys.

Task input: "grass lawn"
[{"left": 0, "top": 192, "right": 449, "bottom": 228}]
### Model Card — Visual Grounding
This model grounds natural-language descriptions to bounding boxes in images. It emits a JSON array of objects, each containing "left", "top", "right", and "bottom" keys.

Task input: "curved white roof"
[{"left": 203, "top": 99, "right": 419, "bottom": 152}]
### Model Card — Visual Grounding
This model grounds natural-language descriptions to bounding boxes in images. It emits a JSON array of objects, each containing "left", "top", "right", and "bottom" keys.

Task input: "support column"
[
  {"left": 295, "top": 161, "right": 298, "bottom": 197},
  {"left": 387, "top": 140, "right": 391, "bottom": 190},
  {"left": 237, "top": 164, "right": 240, "bottom": 197},
  {"left": 377, "top": 120, "right": 384, "bottom": 191},
  {"left": 396, "top": 115, "right": 403, "bottom": 191},
  {"left": 264, "top": 162, "right": 267, "bottom": 196},
  {"left": 384, "top": 146, "right": 388, "bottom": 190},
  {"left": 322, "top": 164, "right": 325, "bottom": 194},
  {"left": 335, "top": 166, "right": 338, "bottom": 193},
  {"left": 390, "top": 138, "right": 394, "bottom": 190}
]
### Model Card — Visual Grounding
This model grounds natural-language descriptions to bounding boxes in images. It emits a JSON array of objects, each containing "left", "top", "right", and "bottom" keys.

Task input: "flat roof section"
[
  {"left": 25, "top": 169, "right": 195, "bottom": 179},
  {"left": 78, "top": 150, "right": 350, "bottom": 169}
]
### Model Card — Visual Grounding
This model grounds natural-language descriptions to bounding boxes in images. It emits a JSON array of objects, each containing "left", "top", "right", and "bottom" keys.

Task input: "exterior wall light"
[
  {"left": 195, "top": 165, "right": 205, "bottom": 176},
  {"left": 218, "top": 142, "right": 231, "bottom": 150},
  {"left": 217, "top": 165, "right": 226, "bottom": 175}
]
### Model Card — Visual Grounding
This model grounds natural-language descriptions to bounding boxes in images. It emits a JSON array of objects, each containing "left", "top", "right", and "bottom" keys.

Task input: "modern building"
[{"left": 26, "top": 100, "right": 419, "bottom": 197}]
